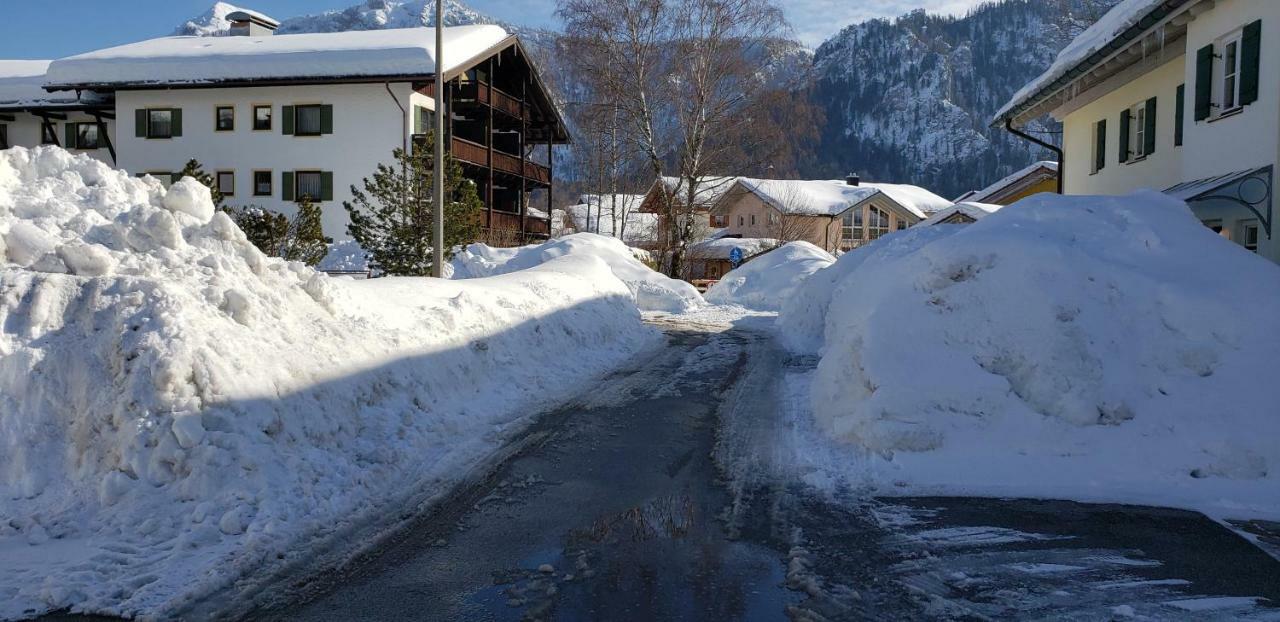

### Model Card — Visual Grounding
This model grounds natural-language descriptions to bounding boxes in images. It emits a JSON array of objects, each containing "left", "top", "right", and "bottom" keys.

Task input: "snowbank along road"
[{"left": 38, "top": 317, "right": 1280, "bottom": 621}]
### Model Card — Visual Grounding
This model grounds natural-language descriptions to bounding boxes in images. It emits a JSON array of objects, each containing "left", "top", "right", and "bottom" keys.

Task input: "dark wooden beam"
[{"left": 90, "top": 110, "right": 116, "bottom": 164}]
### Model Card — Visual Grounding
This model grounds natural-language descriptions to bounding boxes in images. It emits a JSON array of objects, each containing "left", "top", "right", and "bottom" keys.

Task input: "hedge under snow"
[
  {"left": 451, "top": 233, "right": 705, "bottom": 313},
  {"left": 0, "top": 147, "right": 658, "bottom": 619},
  {"left": 704, "top": 241, "right": 834, "bottom": 311},
  {"left": 784, "top": 191, "right": 1280, "bottom": 518}
]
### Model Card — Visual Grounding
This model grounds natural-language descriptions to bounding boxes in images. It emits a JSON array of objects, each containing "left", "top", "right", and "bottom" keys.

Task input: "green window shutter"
[
  {"left": 282, "top": 171, "right": 295, "bottom": 201},
  {"left": 1194, "top": 44, "right": 1213, "bottom": 121},
  {"left": 1118, "top": 109, "right": 1131, "bottom": 163},
  {"left": 1241, "top": 19, "right": 1261, "bottom": 106},
  {"left": 1175, "top": 84, "right": 1185, "bottom": 146},
  {"left": 320, "top": 104, "right": 334, "bottom": 134},
  {"left": 320, "top": 171, "right": 334, "bottom": 201},
  {"left": 1095, "top": 119, "right": 1106, "bottom": 172},
  {"left": 1143, "top": 97, "right": 1157, "bottom": 155},
  {"left": 135, "top": 109, "right": 147, "bottom": 138},
  {"left": 65, "top": 123, "right": 76, "bottom": 148},
  {"left": 282, "top": 106, "right": 295, "bottom": 135},
  {"left": 171, "top": 108, "right": 183, "bottom": 137}
]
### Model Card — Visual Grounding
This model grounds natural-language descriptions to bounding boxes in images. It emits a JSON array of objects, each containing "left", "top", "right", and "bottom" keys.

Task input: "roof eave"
[{"left": 994, "top": 0, "right": 1193, "bottom": 128}]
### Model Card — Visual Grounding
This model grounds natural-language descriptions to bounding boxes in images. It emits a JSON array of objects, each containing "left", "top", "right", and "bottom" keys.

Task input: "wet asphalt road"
[{"left": 218, "top": 318, "right": 1280, "bottom": 621}]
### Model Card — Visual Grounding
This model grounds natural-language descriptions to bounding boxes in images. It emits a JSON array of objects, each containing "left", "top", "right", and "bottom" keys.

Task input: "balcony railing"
[
  {"left": 456, "top": 81, "right": 526, "bottom": 121},
  {"left": 449, "top": 137, "right": 551, "bottom": 185}
]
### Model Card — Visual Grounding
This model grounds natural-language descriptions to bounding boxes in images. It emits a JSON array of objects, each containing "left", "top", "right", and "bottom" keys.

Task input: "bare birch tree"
[{"left": 558, "top": 0, "right": 808, "bottom": 277}]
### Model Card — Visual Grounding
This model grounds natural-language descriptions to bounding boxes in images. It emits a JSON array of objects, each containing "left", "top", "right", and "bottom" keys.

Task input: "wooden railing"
[
  {"left": 450, "top": 137, "right": 551, "bottom": 185},
  {"left": 525, "top": 216, "right": 550, "bottom": 236},
  {"left": 456, "top": 81, "right": 526, "bottom": 120}
]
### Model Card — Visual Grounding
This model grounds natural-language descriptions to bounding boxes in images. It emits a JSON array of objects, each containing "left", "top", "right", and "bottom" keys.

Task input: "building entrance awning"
[{"left": 1165, "top": 166, "right": 1273, "bottom": 237}]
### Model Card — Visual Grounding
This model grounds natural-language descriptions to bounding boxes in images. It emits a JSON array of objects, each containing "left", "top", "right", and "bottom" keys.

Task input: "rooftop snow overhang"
[{"left": 993, "top": 0, "right": 1198, "bottom": 128}]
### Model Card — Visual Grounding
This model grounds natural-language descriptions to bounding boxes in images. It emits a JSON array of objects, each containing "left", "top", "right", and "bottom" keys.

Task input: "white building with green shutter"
[
  {"left": 996, "top": 0, "right": 1280, "bottom": 263},
  {"left": 40, "top": 12, "right": 569, "bottom": 244}
]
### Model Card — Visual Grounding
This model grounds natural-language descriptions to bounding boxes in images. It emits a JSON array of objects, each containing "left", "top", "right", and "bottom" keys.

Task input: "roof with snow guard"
[
  {"left": 44, "top": 25, "right": 510, "bottom": 89},
  {"left": 0, "top": 61, "right": 83, "bottom": 109},
  {"left": 994, "top": 0, "right": 1194, "bottom": 126},
  {"left": 718, "top": 177, "right": 952, "bottom": 220},
  {"left": 954, "top": 161, "right": 1059, "bottom": 205}
]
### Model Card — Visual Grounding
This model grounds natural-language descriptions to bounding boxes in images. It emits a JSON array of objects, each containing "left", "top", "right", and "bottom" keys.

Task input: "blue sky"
[{"left": 0, "top": 0, "right": 988, "bottom": 59}]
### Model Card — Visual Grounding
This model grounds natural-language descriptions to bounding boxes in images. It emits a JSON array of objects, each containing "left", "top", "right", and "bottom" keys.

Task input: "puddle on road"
[{"left": 465, "top": 494, "right": 797, "bottom": 621}]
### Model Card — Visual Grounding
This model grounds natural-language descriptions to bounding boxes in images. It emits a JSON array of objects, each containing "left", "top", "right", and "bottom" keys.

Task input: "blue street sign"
[{"left": 729, "top": 247, "right": 744, "bottom": 267}]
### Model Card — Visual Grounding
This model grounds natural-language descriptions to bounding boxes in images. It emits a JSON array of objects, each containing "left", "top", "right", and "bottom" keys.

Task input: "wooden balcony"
[
  {"left": 450, "top": 137, "right": 551, "bottom": 185},
  {"left": 486, "top": 210, "right": 550, "bottom": 236},
  {"left": 456, "top": 81, "right": 526, "bottom": 121}
]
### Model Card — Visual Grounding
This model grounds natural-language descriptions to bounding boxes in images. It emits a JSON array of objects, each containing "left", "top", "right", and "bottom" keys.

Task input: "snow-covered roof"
[
  {"left": 920, "top": 202, "right": 1003, "bottom": 226},
  {"left": 45, "top": 25, "right": 510, "bottom": 88},
  {"left": 0, "top": 60, "right": 79, "bottom": 108},
  {"left": 955, "top": 161, "right": 1059, "bottom": 205},
  {"left": 723, "top": 177, "right": 952, "bottom": 220},
  {"left": 994, "top": 0, "right": 1183, "bottom": 124},
  {"left": 226, "top": 8, "right": 281, "bottom": 27},
  {"left": 655, "top": 176, "right": 738, "bottom": 209},
  {"left": 688, "top": 236, "right": 778, "bottom": 260}
]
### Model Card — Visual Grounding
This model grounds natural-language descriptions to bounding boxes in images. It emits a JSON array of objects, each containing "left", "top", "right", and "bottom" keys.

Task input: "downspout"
[
  {"left": 1004, "top": 118, "right": 1064, "bottom": 194},
  {"left": 384, "top": 81, "right": 407, "bottom": 155}
]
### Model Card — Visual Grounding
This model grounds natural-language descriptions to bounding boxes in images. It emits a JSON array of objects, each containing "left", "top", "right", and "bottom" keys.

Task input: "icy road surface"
[{"left": 107, "top": 317, "right": 1279, "bottom": 621}]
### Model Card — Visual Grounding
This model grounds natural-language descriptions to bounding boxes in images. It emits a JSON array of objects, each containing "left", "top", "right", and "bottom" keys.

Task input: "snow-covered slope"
[
  {"left": 174, "top": 0, "right": 492, "bottom": 36},
  {"left": 704, "top": 242, "right": 834, "bottom": 311},
  {"left": 451, "top": 233, "right": 704, "bottom": 313},
  {"left": 0, "top": 147, "right": 658, "bottom": 619},
  {"left": 807, "top": 1, "right": 1117, "bottom": 199},
  {"left": 785, "top": 190, "right": 1280, "bottom": 519}
]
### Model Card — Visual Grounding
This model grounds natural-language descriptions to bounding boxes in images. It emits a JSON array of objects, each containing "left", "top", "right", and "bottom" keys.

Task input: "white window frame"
[
  {"left": 1216, "top": 31, "right": 1244, "bottom": 116},
  {"left": 1240, "top": 220, "right": 1260, "bottom": 252},
  {"left": 1128, "top": 102, "right": 1147, "bottom": 161},
  {"left": 867, "top": 205, "right": 890, "bottom": 241}
]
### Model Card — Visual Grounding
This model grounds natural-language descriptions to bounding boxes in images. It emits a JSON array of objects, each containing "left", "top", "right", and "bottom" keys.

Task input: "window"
[
  {"left": 148, "top": 109, "right": 173, "bottom": 139},
  {"left": 253, "top": 105, "right": 272, "bottom": 131},
  {"left": 253, "top": 170, "right": 273, "bottom": 196},
  {"left": 842, "top": 208, "right": 864, "bottom": 246},
  {"left": 295, "top": 171, "right": 323, "bottom": 201},
  {"left": 1203, "top": 219, "right": 1225, "bottom": 235},
  {"left": 749, "top": 214, "right": 756, "bottom": 226},
  {"left": 712, "top": 214, "right": 727, "bottom": 228},
  {"left": 0, "top": 124, "right": 7, "bottom": 149},
  {"left": 867, "top": 206, "right": 890, "bottom": 240},
  {"left": 148, "top": 171, "right": 174, "bottom": 189},
  {"left": 73, "top": 123, "right": 102, "bottom": 149},
  {"left": 295, "top": 105, "right": 322, "bottom": 136},
  {"left": 767, "top": 211, "right": 779, "bottom": 225},
  {"left": 41, "top": 122, "right": 57, "bottom": 144},
  {"left": 738, "top": 215, "right": 745, "bottom": 227},
  {"left": 1092, "top": 119, "right": 1107, "bottom": 173},
  {"left": 215, "top": 106, "right": 234, "bottom": 132},
  {"left": 896, "top": 220, "right": 908, "bottom": 231},
  {"left": 1241, "top": 220, "right": 1260, "bottom": 252},
  {"left": 1221, "top": 35, "right": 1242, "bottom": 112},
  {"left": 217, "top": 171, "right": 235, "bottom": 197},
  {"left": 1132, "top": 104, "right": 1146, "bottom": 159}
]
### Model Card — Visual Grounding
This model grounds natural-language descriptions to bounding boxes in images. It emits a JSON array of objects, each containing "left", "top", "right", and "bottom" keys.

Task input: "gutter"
[{"left": 1004, "top": 119, "right": 1064, "bottom": 194}]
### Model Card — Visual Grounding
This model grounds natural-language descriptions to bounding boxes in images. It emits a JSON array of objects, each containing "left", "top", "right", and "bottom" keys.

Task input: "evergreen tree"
[
  {"left": 280, "top": 196, "right": 332, "bottom": 266},
  {"left": 344, "top": 138, "right": 483, "bottom": 276},
  {"left": 232, "top": 206, "right": 289, "bottom": 256}
]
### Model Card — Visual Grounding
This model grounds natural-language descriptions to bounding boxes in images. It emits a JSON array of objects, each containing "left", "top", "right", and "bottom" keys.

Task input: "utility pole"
[{"left": 431, "top": 0, "right": 446, "bottom": 277}]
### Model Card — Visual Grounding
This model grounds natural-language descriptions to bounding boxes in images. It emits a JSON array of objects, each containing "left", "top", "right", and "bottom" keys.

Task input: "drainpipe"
[
  {"left": 1004, "top": 118, "right": 1064, "bottom": 194},
  {"left": 384, "top": 81, "right": 407, "bottom": 155}
]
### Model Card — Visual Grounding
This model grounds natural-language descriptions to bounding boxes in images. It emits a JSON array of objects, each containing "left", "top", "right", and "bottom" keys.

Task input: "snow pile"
[
  {"left": 451, "top": 233, "right": 704, "bottom": 313},
  {"left": 561, "top": 194, "right": 657, "bottom": 244},
  {"left": 704, "top": 242, "right": 834, "bottom": 311},
  {"left": 777, "top": 225, "right": 961, "bottom": 354},
  {"left": 0, "top": 147, "right": 657, "bottom": 619},
  {"left": 794, "top": 190, "right": 1280, "bottom": 517}
]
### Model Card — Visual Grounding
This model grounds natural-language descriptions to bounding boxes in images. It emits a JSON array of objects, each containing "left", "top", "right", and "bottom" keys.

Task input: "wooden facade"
[{"left": 414, "top": 40, "right": 568, "bottom": 245}]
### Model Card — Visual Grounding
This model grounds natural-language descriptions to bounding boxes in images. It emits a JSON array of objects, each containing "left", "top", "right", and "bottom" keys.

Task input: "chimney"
[
  {"left": 845, "top": 173, "right": 860, "bottom": 186},
  {"left": 227, "top": 10, "right": 281, "bottom": 36}
]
